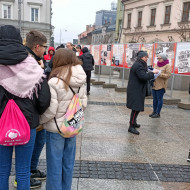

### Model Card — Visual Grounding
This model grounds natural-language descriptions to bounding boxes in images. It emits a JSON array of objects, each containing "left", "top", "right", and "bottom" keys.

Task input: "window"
[
  {"left": 3, "top": 5, "right": 11, "bottom": 19},
  {"left": 182, "top": 2, "right": 190, "bottom": 22},
  {"left": 31, "top": 8, "right": 39, "bottom": 22},
  {"left": 150, "top": 8, "right": 156, "bottom": 26},
  {"left": 164, "top": 5, "right": 171, "bottom": 24},
  {"left": 103, "top": 16, "right": 108, "bottom": 24},
  {"left": 138, "top": 11, "right": 142, "bottom": 27},
  {"left": 127, "top": 13, "right": 131, "bottom": 28}
]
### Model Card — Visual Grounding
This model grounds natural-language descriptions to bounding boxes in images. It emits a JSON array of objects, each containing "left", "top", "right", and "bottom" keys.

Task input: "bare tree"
[
  {"left": 128, "top": 28, "right": 145, "bottom": 43},
  {"left": 175, "top": 23, "right": 190, "bottom": 42}
]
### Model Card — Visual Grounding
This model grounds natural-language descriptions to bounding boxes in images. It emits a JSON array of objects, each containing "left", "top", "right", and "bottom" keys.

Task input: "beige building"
[
  {"left": 121, "top": 0, "right": 190, "bottom": 43},
  {"left": 0, "top": 0, "right": 53, "bottom": 46}
]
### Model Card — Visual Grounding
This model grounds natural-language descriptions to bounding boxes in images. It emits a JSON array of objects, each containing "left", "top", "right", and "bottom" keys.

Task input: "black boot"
[
  {"left": 134, "top": 120, "right": 140, "bottom": 128},
  {"left": 151, "top": 113, "right": 160, "bottom": 118},
  {"left": 128, "top": 124, "right": 140, "bottom": 135}
]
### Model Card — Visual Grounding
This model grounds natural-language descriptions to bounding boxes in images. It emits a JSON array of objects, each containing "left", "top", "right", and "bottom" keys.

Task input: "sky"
[{"left": 52, "top": 0, "right": 116, "bottom": 44}]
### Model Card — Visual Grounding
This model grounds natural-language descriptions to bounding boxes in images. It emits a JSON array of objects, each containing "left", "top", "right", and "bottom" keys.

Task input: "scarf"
[
  {"left": 0, "top": 55, "right": 45, "bottom": 99},
  {"left": 157, "top": 59, "right": 169, "bottom": 67},
  {"left": 25, "top": 46, "right": 42, "bottom": 62},
  {"left": 0, "top": 39, "right": 28, "bottom": 65}
]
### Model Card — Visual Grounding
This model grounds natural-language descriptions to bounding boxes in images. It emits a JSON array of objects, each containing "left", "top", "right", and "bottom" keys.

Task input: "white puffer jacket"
[{"left": 40, "top": 64, "right": 87, "bottom": 133}]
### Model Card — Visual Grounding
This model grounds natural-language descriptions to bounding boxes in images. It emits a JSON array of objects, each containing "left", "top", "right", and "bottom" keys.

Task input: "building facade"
[
  {"left": 121, "top": 0, "right": 190, "bottom": 43},
  {"left": 115, "top": 0, "right": 124, "bottom": 42},
  {"left": 0, "top": 0, "right": 53, "bottom": 45}
]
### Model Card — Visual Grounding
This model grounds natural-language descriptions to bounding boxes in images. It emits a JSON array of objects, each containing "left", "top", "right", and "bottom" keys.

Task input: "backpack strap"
[{"left": 57, "top": 77, "right": 80, "bottom": 95}]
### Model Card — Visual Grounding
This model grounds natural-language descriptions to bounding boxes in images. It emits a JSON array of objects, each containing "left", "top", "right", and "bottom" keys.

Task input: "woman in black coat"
[{"left": 127, "top": 51, "right": 159, "bottom": 135}]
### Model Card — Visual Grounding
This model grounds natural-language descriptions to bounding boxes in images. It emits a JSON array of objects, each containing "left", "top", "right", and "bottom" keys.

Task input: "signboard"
[
  {"left": 175, "top": 43, "right": 190, "bottom": 75},
  {"left": 100, "top": 44, "right": 112, "bottom": 66},
  {"left": 125, "top": 43, "right": 141, "bottom": 68},
  {"left": 91, "top": 45, "right": 101, "bottom": 65},
  {"left": 111, "top": 44, "right": 125, "bottom": 67},
  {"left": 154, "top": 43, "right": 176, "bottom": 72}
]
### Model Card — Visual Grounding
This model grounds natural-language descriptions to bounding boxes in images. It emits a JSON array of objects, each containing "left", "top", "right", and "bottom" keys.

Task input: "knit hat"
[
  {"left": 157, "top": 53, "right": 168, "bottom": 60},
  {"left": 137, "top": 50, "right": 148, "bottom": 59},
  {"left": 0, "top": 25, "right": 22, "bottom": 43}
]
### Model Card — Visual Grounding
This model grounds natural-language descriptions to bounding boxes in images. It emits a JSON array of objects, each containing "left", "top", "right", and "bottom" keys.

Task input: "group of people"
[{"left": 0, "top": 25, "right": 89, "bottom": 190}]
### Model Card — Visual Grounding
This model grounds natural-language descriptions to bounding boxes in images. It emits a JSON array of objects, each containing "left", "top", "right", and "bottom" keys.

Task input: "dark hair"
[
  {"left": 49, "top": 49, "right": 82, "bottom": 90},
  {"left": 56, "top": 44, "right": 65, "bottom": 50},
  {"left": 26, "top": 30, "right": 47, "bottom": 49},
  {"left": 76, "top": 45, "right": 81, "bottom": 49}
]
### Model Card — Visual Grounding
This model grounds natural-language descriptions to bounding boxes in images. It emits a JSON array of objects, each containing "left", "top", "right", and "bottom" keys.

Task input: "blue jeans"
[
  {"left": 46, "top": 131, "right": 76, "bottom": 190},
  {"left": 152, "top": 88, "right": 165, "bottom": 114},
  {"left": 31, "top": 129, "right": 46, "bottom": 171},
  {"left": 0, "top": 129, "right": 36, "bottom": 190}
]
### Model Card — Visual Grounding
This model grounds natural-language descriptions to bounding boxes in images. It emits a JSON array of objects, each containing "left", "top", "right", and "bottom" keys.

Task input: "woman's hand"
[{"left": 153, "top": 69, "right": 160, "bottom": 74}]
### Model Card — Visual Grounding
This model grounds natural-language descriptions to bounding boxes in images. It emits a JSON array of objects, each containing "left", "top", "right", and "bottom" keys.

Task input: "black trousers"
[
  {"left": 85, "top": 70, "right": 91, "bottom": 93},
  {"left": 130, "top": 110, "right": 140, "bottom": 125}
]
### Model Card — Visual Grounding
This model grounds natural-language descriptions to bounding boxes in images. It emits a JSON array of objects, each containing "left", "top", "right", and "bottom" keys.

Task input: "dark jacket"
[
  {"left": 127, "top": 58, "right": 154, "bottom": 112},
  {"left": 0, "top": 46, "right": 51, "bottom": 129},
  {"left": 80, "top": 47, "right": 94, "bottom": 71}
]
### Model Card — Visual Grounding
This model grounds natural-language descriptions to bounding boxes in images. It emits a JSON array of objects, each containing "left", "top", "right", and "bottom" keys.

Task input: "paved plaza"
[{"left": 10, "top": 72, "right": 190, "bottom": 190}]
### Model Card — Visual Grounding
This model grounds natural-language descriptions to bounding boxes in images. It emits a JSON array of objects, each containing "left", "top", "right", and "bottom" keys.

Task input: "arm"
[
  {"left": 40, "top": 80, "right": 59, "bottom": 124},
  {"left": 135, "top": 64, "right": 154, "bottom": 81},
  {"left": 36, "top": 78, "right": 51, "bottom": 115},
  {"left": 158, "top": 65, "right": 171, "bottom": 79},
  {"left": 91, "top": 55, "right": 94, "bottom": 66},
  {"left": 79, "top": 84, "right": 87, "bottom": 110}
]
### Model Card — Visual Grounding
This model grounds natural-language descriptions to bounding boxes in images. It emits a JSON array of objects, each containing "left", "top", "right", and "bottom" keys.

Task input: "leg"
[
  {"left": 156, "top": 88, "right": 165, "bottom": 114},
  {"left": 152, "top": 89, "right": 157, "bottom": 113},
  {"left": 62, "top": 137, "right": 76, "bottom": 190},
  {"left": 0, "top": 145, "right": 13, "bottom": 190},
  {"left": 15, "top": 129, "right": 36, "bottom": 190},
  {"left": 46, "top": 131, "right": 64, "bottom": 190},
  {"left": 31, "top": 129, "right": 46, "bottom": 171},
  {"left": 128, "top": 110, "right": 140, "bottom": 135},
  {"left": 85, "top": 70, "right": 91, "bottom": 94}
]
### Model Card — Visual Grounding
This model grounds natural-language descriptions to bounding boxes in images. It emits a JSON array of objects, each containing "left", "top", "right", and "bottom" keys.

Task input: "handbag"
[
  {"left": 54, "top": 78, "right": 84, "bottom": 138},
  {"left": 146, "top": 80, "right": 152, "bottom": 97}
]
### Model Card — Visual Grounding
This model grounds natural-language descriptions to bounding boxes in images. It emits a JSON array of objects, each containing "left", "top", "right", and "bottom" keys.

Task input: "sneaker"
[
  {"left": 30, "top": 178, "right": 42, "bottom": 189},
  {"left": 151, "top": 113, "right": 160, "bottom": 118},
  {"left": 14, "top": 178, "right": 42, "bottom": 189},
  {"left": 149, "top": 112, "right": 156, "bottom": 117},
  {"left": 31, "top": 170, "right": 46, "bottom": 180}
]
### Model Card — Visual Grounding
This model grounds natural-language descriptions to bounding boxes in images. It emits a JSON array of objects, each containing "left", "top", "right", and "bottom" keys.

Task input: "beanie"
[
  {"left": 157, "top": 53, "right": 168, "bottom": 60},
  {"left": 137, "top": 50, "right": 148, "bottom": 59},
  {"left": 0, "top": 25, "right": 22, "bottom": 43}
]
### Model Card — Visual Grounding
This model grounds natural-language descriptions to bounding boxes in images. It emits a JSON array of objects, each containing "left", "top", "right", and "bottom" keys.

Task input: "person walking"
[
  {"left": 0, "top": 25, "right": 51, "bottom": 190},
  {"left": 127, "top": 51, "right": 159, "bottom": 135},
  {"left": 79, "top": 47, "right": 94, "bottom": 95},
  {"left": 24, "top": 30, "right": 50, "bottom": 188},
  {"left": 149, "top": 53, "right": 171, "bottom": 118},
  {"left": 40, "top": 48, "right": 87, "bottom": 190}
]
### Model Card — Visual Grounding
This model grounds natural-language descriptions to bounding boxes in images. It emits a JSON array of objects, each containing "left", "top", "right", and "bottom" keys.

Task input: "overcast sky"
[{"left": 52, "top": 0, "right": 116, "bottom": 43}]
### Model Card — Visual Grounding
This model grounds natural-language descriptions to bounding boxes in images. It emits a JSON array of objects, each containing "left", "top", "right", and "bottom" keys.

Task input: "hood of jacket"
[
  {"left": 48, "top": 46, "right": 55, "bottom": 53},
  {"left": 69, "top": 65, "right": 86, "bottom": 87},
  {"left": 82, "top": 47, "right": 89, "bottom": 53}
]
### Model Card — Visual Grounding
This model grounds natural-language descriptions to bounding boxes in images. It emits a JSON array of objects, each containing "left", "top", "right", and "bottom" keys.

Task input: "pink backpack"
[{"left": 0, "top": 98, "right": 30, "bottom": 146}]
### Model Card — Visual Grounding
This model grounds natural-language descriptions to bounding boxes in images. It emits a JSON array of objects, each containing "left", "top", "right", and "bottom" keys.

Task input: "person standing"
[
  {"left": 0, "top": 25, "right": 50, "bottom": 190},
  {"left": 79, "top": 47, "right": 94, "bottom": 95},
  {"left": 149, "top": 53, "right": 171, "bottom": 118},
  {"left": 127, "top": 51, "right": 159, "bottom": 135},
  {"left": 76, "top": 45, "right": 83, "bottom": 56},
  {"left": 40, "top": 48, "right": 87, "bottom": 190},
  {"left": 24, "top": 30, "right": 50, "bottom": 188}
]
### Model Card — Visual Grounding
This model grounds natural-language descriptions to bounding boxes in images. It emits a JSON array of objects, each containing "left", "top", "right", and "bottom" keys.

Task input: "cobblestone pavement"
[{"left": 9, "top": 73, "right": 190, "bottom": 190}]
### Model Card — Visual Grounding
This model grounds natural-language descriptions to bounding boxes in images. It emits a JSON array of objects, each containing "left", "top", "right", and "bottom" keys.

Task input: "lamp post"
[
  {"left": 59, "top": 29, "right": 67, "bottom": 45},
  {"left": 18, "top": 0, "right": 22, "bottom": 32}
]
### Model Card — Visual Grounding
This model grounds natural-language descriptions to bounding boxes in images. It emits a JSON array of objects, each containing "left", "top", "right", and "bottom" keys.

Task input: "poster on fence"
[
  {"left": 175, "top": 43, "right": 190, "bottom": 75},
  {"left": 154, "top": 43, "right": 176, "bottom": 72},
  {"left": 111, "top": 44, "right": 125, "bottom": 67},
  {"left": 100, "top": 44, "right": 112, "bottom": 66},
  {"left": 91, "top": 45, "right": 100, "bottom": 65},
  {"left": 141, "top": 44, "right": 154, "bottom": 66},
  {"left": 125, "top": 44, "right": 141, "bottom": 68}
]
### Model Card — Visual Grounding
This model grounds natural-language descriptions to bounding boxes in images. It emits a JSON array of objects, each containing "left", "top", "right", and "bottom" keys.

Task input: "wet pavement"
[{"left": 10, "top": 71, "right": 190, "bottom": 190}]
